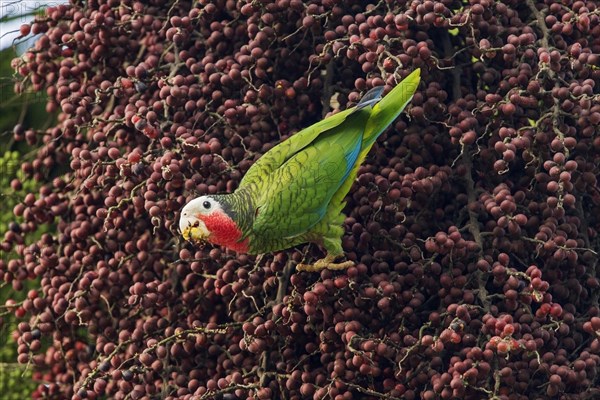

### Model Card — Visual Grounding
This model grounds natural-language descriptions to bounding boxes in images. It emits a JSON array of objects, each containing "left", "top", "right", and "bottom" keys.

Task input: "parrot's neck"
[
  {"left": 207, "top": 190, "right": 255, "bottom": 252},
  {"left": 202, "top": 211, "right": 249, "bottom": 253}
]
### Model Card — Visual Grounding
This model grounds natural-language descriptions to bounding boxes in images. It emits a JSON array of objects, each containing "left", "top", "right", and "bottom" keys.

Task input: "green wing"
[
  {"left": 237, "top": 106, "right": 357, "bottom": 192},
  {"left": 250, "top": 111, "right": 370, "bottom": 240}
]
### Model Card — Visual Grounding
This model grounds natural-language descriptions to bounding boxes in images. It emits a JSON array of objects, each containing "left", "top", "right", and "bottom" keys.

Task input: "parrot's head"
[
  {"left": 179, "top": 195, "right": 215, "bottom": 243},
  {"left": 179, "top": 195, "right": 249, "bottom": 253}
]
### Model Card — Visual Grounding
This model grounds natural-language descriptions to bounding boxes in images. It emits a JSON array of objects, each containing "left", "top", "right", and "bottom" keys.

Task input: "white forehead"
[{"left": 181, "top": 195, "right": 222, "bottom": 216}]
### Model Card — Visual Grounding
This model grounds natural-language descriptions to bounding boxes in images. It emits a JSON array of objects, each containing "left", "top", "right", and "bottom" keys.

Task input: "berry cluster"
[{"left": 2, "top": 0, "right": 599, "bottom": 399}]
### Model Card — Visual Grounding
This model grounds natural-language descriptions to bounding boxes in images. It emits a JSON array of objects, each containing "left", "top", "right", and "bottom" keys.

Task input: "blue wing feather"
[
  {"left": 342, "top": 138, "right": 362, "bottom": 182},
  {"left": 356, "top": 86, "right": 384, "bottom": 109}
]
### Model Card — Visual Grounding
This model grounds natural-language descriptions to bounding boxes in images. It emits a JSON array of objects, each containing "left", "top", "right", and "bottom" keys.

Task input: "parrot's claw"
[{"left": 296, "top": 254, "right": 354, "bottom": 272}]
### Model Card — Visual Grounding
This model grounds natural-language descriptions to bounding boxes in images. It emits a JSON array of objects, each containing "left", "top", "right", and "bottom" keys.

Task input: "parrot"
[{"left": 179, "top": 68, "right": 420, "bottom": 272}]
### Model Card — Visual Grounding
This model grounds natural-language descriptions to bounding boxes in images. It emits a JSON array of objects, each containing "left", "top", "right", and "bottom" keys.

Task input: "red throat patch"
[{"left": 198, "top": 211, "right": 249, "bottom": 253}]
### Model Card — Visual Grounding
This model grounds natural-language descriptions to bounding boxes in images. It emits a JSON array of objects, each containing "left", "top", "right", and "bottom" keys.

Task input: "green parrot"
[{"left": 179, "top": 69, "right": 420, "bottom": 271}]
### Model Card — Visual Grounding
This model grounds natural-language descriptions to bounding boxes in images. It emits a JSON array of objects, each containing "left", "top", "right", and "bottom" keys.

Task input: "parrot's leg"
[
  {"left": 296, "top": 253, "right": 354, "bottom": 272},
  {"left": 296, "top": 230, "right": 354, "bottom": 272},
  {"left": 296, "top": 217, "right": 355, "bottom": 272}
]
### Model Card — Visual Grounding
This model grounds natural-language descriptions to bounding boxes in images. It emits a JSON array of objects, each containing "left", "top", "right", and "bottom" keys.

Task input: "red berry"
[{"left": 496, "top": 341, "right": 509, "bottom": 354}]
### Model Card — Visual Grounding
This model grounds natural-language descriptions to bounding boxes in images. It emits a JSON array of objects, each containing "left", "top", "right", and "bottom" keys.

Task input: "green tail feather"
[{"left": 362, "top": 68, "right": 421, "bottom": 148}]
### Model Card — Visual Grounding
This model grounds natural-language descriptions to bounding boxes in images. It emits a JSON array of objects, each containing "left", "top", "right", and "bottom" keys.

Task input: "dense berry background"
[{"left": 2, "top": 0, "right": 600, "bottom": 399}]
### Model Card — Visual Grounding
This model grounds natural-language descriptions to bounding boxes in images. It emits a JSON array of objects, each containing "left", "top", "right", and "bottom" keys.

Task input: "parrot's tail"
[{"left": 362, "top": 68, "right": 421, "bottom": 148}]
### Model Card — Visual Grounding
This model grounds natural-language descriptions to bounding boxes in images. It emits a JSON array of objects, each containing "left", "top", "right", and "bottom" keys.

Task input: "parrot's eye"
[{"left": 202, "top": 201, "right": 211, "bottom": 209}]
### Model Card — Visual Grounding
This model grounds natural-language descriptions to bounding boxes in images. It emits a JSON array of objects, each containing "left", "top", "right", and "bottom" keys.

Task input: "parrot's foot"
[{"left": 296, "top": 254, "right": 354, "bottom": 272}]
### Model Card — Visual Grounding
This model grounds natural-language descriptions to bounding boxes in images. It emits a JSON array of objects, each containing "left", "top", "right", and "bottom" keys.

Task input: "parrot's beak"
[{"left": 180, "top": 217, "right": 209, "bottom": 243}]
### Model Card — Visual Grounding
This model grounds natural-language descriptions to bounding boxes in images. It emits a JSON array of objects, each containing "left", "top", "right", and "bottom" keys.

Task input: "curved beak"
[{"left": 179, "top": 215, "right": 209, "bottom": 243}]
